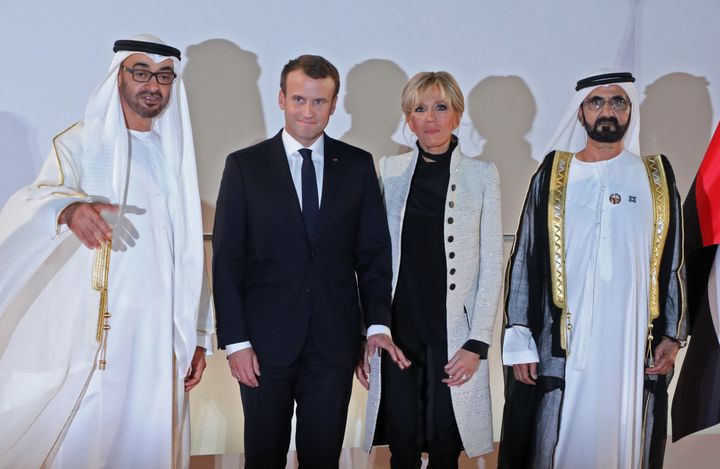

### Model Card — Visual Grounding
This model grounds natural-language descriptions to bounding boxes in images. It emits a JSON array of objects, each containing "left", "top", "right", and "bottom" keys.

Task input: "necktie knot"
[{"left": 299, "top": 148, "right": 312, "bottom": 160}]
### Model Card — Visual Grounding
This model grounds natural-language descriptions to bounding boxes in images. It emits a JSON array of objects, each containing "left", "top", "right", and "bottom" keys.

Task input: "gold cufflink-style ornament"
[{"left": 645, "top": 324, "right": 656, "bottom": 367}]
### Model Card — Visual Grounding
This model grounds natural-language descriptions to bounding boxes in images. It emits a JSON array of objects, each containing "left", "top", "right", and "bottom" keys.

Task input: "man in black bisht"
[{"left": 498, "top": 71, "right": 686, "bottom": 469}]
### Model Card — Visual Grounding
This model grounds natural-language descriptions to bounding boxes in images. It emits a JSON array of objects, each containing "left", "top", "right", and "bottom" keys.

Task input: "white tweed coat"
[{"left": 365, "top": 143, "right": 503, "bottom": 457}]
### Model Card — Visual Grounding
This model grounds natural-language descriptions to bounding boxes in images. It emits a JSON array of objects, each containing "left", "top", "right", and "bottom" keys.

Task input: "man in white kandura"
[
  {"left": 0, "top": 34, "right": 212, "bottom": 469},
  {"left": 498, "top": 71, "right": 686, "bottom": 469}
]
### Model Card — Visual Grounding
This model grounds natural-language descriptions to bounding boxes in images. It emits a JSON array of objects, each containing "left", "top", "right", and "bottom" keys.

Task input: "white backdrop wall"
[{"left": 1, "top": 0, "right": 718, "bottom": 456}]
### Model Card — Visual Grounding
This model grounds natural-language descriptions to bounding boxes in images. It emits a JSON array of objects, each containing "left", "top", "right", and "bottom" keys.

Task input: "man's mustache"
[
  {"left": 594, "top": 117, "right": 619, "bottom": 130},
  {"left": 138, "top": 91, "right": 163, "bottom": 99}
]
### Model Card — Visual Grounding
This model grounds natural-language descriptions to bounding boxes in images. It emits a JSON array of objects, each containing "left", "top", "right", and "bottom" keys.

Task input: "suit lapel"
[
  {"left": 265, "top": 131, "right": 306, "bottom": 234},
  {"left": 315, "top": 134, "right": 342, "bottom": 244}
]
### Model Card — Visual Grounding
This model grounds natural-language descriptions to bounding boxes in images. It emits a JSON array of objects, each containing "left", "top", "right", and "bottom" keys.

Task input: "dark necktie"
[{"left": 299, "top": 148, "right": 319, "bottom": 240}]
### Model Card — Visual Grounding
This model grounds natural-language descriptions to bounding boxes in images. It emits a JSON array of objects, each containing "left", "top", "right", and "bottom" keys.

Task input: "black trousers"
[
  {"left": 381, "top": 341, "right": 463, "bottom": 469},
  {"left": 240, "top": 333, "right": 354, "bottom": 469}
]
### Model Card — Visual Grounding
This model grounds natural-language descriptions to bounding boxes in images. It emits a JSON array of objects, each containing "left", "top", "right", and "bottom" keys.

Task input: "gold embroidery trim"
[
  {"left": 642, "top": 154, "right": 670, "bottom": 361},
  {"left": 37, "top": 122, "right": 78, "bottom": 189},
  {"left": 92, "top": 240, "right": 113, "bottom": 370},
  {"left": 548, "top": 151, "right": 573, "bottom": 354}
]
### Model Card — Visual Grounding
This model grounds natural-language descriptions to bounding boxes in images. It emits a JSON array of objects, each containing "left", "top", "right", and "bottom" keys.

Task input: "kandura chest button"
[
  {"left": 449, "top": 268, "right": 456, "bottom": 275},
  {"left": 449, "top": 201, "right": 455, "bottom": 208},
  {"left": 451, "top": 184, "right": 456, "bottom": 191},
  {"left": 447, "top": 217, "right": 454, "bottom": 224},
  {"left": 448, "top": 235, "right": 454, "bottom": 242},
  {"left": 448, "top": 252, "right": 455, "bottom": 259},
  {"left": 449, "top": 283, "right": 456, "bottom": 290}
]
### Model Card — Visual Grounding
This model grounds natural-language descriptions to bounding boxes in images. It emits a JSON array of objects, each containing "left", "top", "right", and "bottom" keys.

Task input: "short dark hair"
[{"left": 280, "top": 55, "right": 340, "bottom": 98}]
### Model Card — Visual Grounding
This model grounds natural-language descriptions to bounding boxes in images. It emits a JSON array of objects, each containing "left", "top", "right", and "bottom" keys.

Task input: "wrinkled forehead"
[{"left": 583, "top": 84, "right": 631, "bottom": 102}]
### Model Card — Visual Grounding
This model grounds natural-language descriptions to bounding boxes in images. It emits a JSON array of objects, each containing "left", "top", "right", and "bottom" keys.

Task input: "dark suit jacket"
[{"left": 212, "top": 130, "right": 392, "bottom": 368}]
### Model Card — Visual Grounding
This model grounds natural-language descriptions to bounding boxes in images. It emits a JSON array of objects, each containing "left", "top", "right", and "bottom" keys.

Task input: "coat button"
[
  {"left": 448, "top": 235, "right": 454, "bottom": 242},
  {"left": 449, "top": 283, "right": 456, "bottom": 290},
  {"left": 449, "top": 201, "right": 455, "bottom": 208},
  {"left": 450, "top": 268, "right": 456, "bottom": 275},
  {"left": 305, "top": 287, "right": 311, "bottom": 293},
  {"left": 448, "top": 217, "right": 454, "bottom": 224},
  {"left": 311, "top": 252, "right": 317, "bottom": 259},
  {"left": 449, "top": 252, "right": 455, "bottom": 259},
  {"left": 451, "top": 184, "right": 456, "bottom": 191}
]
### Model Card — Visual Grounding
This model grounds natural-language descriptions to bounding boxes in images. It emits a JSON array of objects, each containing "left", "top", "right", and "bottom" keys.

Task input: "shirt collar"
[{"left": 282, "top": 129, "right": 325, "bottom": 159}]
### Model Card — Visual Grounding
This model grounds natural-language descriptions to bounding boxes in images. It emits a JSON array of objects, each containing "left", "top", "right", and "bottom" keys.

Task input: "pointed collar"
[{"left": 281, "top": 129, "right": 325, "bottom": 159}]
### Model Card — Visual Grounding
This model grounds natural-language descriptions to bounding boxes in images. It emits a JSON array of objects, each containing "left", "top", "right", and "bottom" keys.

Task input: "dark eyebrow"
[{"left": 127, "top": 62, "right": 174, "bottom": 73}]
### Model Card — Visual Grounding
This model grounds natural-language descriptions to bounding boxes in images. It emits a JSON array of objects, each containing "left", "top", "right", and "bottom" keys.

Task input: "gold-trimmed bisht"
[
  {"left": 547, "top": 151, "right": 573, "bottom": 355},
  {"left": 641, "top": 154, "right": 670, "bottom": 366},
  {"left": 37, "top": 123, "right": 78, "bottom": 189},
  {"left": 92, "top": 240, "right": 112, "bottom": 370},
  {"left": 639, "top": 155, "right": 670, "bottom": 466}
]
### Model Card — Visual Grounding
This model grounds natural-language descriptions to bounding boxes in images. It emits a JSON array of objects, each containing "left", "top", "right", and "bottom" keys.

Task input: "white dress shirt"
[{"left": 226, "top": 130, "right": 389, "bottom": 356}]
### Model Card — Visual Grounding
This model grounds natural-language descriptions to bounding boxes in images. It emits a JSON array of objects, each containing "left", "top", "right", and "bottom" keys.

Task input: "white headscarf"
[
  {"left": 542, "top": 69, "right": 641, "bottom": 158},
  {"left": 83, "top": 33, "right": 204, "bottom": 373}
]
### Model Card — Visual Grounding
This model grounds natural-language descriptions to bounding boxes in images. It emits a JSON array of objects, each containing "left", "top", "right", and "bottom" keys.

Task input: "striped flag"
[
  {"left": 671, "top": 122, "right": 720, "bottom": 441},
  {"left": 695, "top": 123, "right": 720, "bottom": 247}
]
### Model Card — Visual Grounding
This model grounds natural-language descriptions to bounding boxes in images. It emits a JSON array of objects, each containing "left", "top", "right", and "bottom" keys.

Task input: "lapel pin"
[{"left": 331, "top": 156, "right": 339, "bottom": 162}]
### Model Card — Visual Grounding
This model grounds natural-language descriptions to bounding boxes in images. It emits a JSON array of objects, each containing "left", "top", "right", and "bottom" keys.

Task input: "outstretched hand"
[{"left": 59, "top": 202, "right": 119, "bottom": 249}]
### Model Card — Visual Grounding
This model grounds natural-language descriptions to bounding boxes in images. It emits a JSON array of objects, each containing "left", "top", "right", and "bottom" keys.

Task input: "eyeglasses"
[
  {"left": 582, "top": 96, "right": 630, "bottom": 112},
  {"left": 121, "top": 66, "right": 176, "bottom": 85}
]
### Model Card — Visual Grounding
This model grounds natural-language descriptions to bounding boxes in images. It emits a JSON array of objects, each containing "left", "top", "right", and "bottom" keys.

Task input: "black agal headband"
[
  {"left": 113, "top": 39, "right": 181, "bottom": 61},
  {"left": 575, "top": 72, "right": 635, "bottom": 91}
]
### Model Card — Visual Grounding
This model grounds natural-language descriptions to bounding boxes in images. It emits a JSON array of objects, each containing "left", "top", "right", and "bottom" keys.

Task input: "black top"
[{"left": 392, "top": 138, "right": 485, "bottom": 356}]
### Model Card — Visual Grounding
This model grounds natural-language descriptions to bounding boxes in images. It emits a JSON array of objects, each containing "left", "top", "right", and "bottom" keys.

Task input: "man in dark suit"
[{"left": 213, "top": 55, "right": 410, "bottom": 468}]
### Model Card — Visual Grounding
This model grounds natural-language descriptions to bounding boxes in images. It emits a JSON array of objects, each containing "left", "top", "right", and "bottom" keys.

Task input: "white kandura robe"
[
  {"left": 554, "top": 151, "right": 652, "bottom": 468},
  {"left": 52, "top": 130, "right": 185, "bottom": 469}
]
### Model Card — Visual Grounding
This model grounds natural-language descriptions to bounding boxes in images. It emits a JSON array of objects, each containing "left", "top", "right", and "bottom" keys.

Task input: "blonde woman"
[{"left": 359, "top": 71, "right": 503, "bottom": 466}]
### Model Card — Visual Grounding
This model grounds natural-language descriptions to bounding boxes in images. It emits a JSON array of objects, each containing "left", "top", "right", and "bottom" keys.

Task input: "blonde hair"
[{"left": 401, "top": 71, "right": 465, "bottom": 118}]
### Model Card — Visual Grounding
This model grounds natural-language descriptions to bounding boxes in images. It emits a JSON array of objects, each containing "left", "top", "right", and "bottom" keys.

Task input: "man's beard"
[
  {"left": 584, "top": 115, "right": 629, "bottom": 143},
  {"left": 120, "top": 83, "right": 168, "bottom": 119}
]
